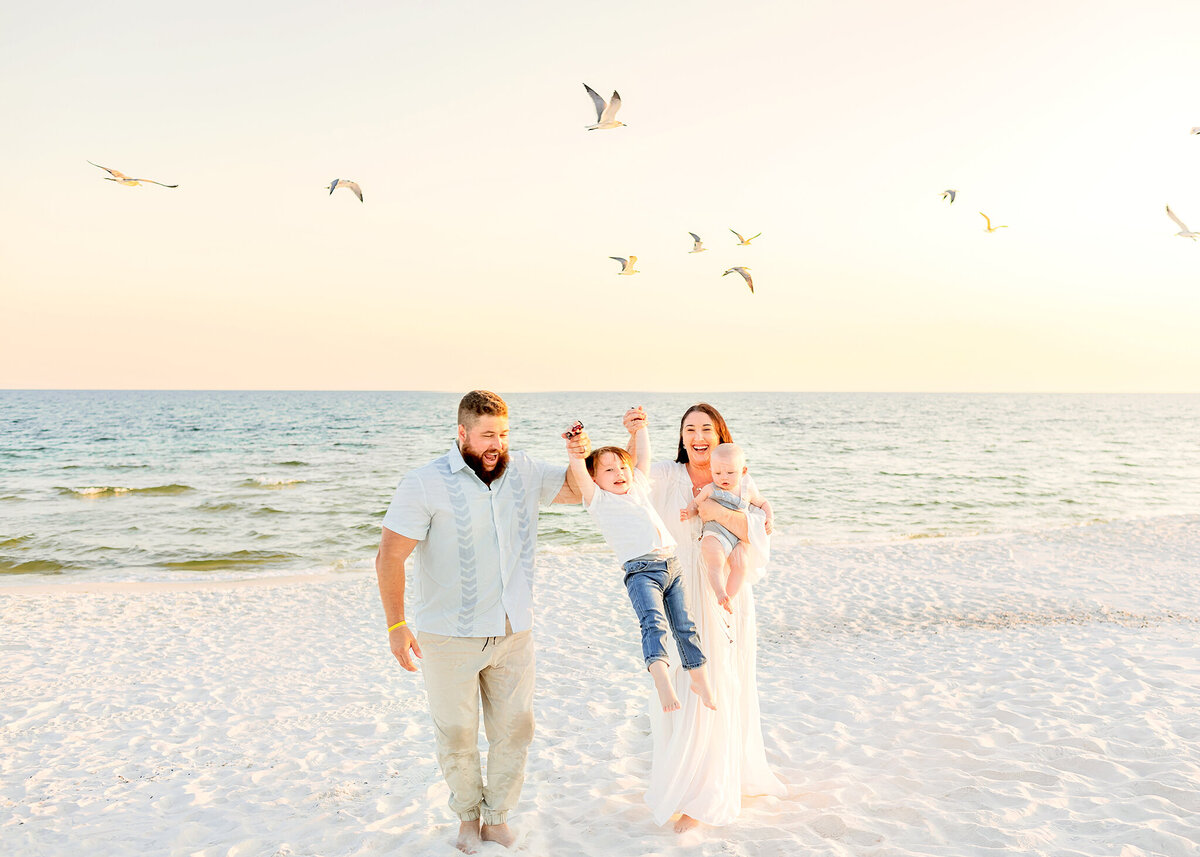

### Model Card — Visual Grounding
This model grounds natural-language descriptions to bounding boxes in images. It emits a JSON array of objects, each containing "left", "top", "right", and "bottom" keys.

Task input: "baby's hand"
[
  {"left": 680, "top": 507, "right": 692, "bottom": 521},
  {"left": 623, "top": 406, "right": 646, "bottom": 434}
]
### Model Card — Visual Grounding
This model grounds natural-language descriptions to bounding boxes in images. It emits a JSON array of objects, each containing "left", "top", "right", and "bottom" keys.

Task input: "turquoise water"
[{"left": 2, "top": 391, "right": 1198, "bottom": 580}]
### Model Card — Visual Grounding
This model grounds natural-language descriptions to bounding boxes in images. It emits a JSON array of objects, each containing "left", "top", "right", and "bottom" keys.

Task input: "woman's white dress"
[{"left": 644, "top": 461, "right": 786, "bottom": 826}]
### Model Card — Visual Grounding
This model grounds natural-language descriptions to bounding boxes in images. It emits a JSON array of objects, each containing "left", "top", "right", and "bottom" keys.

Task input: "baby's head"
[
  {"left": 709, "top": 443, "right": 746, "bottom": 492},
  {"left": 586, "top": 446, "right": 635, "bottom": 495}
]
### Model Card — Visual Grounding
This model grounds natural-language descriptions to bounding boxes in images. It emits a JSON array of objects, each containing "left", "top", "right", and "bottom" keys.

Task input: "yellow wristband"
[{"left": 388, "top": 620, "right": 407, "bottom": 632}]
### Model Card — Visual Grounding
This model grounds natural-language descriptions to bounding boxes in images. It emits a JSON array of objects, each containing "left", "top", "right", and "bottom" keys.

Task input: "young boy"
[
  {"left": 682, "top": 442, "right": 773, "bottom": 613},
  {"left": 564, "top": 420, "right": 716, "bottom": 713}
]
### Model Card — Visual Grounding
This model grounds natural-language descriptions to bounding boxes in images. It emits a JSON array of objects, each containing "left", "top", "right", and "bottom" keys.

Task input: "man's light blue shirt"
[{"left": 382, "top": 444, "right": 566, "bottom": 637}]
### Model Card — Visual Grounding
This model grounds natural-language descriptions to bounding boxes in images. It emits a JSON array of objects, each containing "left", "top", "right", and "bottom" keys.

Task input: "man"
[{"left": 375, "top": 390, "right": 587, "bottom": 854}]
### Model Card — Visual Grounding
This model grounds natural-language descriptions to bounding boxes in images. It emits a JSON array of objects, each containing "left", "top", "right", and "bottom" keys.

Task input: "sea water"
[{"left": 2, "top": 391, "right": 1198, "bottom": 581}]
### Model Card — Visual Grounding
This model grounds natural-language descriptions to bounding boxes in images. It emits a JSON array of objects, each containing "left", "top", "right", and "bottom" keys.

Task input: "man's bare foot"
[
  {"left": 480, "top": 822, "right": 516, "bottom": 848},
  {"left": 456, "top": 819, "right": 482, "bottom": 854},
  {"left": 688, "top": 665, "right": 717, "bottom": 710},
  {"left": 674, "top": 813, "right": 700, "bottom": 833},
  {"left": 649, "top": 660, "right": 681, "bottom": 712}
]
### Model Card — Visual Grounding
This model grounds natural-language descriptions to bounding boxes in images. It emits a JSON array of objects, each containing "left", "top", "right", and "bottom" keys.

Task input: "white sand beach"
[{"left": 3, "top": 516, "right": 1199, "bottom": 857}]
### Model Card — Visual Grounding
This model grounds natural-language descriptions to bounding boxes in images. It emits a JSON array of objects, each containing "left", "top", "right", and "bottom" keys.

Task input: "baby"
[
  {"left": 564, "top": 419, "right": 716, "bottom": 713},
  {"left": 682, "top": 442, "right": 773, "bottom": 613}
]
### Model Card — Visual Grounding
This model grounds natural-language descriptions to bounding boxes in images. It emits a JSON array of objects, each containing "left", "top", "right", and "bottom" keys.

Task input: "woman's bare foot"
[
  {"left": 688, "top": 665, "right": 717, "bottom": 710},
  {"left": 674, "top": 813, "right": 700, "bottom": 833},
  {"left": 456, "top": 819, "right": 482, "bottom": 854},
  {"left": 649, "top": 660, "right": 681, "bottom": 712},
  {"left": 480, "top": 822, "right": 516, "bottom": 848}
]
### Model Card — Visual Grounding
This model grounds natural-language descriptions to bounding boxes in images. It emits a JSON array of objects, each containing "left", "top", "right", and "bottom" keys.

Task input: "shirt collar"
[{"left": 448, "top": 443, "right": 470, "bottom": 473}]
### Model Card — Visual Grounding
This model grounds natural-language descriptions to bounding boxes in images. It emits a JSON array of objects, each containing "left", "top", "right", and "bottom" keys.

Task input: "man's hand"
[
  {"left": 623, "top": 406, "right": 646, "bottom": 435},
  {"left": 564, "top": 430, "right": 591, "bottom": 460},
  {"left": 389, "top": 625, "right": 422, "bottom": 672}
]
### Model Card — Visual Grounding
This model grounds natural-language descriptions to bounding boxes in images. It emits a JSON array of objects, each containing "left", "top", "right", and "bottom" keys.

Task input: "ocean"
[{"left": 2, "top": 391, "right": 1198, "bottom": 581}]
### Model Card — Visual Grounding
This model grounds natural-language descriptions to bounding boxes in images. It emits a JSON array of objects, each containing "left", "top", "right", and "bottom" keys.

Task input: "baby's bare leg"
[
  {"left": 700, "top": 534, "right": 732, "bottom": 613},
  {"left": 649, "top": 660, "right": 681, "bottom": 712},
  {"left": 726, "top": 541, "right": 749, "bottom": 599}
]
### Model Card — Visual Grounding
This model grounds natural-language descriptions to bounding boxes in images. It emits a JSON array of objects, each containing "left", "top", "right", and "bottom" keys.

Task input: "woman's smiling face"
[{"left": 680, "top": 410, "right": 721, "bottom": 467}]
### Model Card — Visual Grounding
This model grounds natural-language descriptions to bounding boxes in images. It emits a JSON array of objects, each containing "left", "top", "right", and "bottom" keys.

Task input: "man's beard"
[{"left": 460, "top": 444, "right": 509, "bottom": 486}]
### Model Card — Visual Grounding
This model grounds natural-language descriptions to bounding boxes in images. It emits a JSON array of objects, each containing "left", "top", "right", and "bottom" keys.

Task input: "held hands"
[
  {"left": 623, "top": 405, "right": 646, "bottom": 435},
  {"left": 680, "top": 503, "right": 697, "bottom": 522},
  {"left": 389, "top": 625, "right": 422, "bottom": 672},
  {"left": 562, "top": 421, "right": 591, "bottom": 460}
]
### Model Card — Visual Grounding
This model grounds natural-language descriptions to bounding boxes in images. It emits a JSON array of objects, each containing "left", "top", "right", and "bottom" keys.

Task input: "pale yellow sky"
[{"left": 3, "top": 0, "right": 1199, "bottom": 391}]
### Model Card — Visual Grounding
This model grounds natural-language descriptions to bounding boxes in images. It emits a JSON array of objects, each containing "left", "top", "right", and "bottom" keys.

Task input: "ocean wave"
[
  {"left": 56, "top": 484, "right": 196, "bottom": 498},
  {"left": 162, "top": 550, "right": 299, "bottom": 570},
  {"left": 241, "top": 477, "right": 305, "bottom": 490},
  {"left": 0, "top": 558, "right": 70, "bottom": 574},
  {"left": 0, "top": 535, "right": 33, "bottom": 549},
  {"left": 275, "top": 460, "right": 308, "bottom": 467},
  {"left": 197, "top": 501, "right": 241, "bottom": 512}
]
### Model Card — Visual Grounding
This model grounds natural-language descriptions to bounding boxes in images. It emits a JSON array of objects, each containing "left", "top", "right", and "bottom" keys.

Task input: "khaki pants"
[{"left": 417, "top": 621, "right": 535, "bottom": 825}]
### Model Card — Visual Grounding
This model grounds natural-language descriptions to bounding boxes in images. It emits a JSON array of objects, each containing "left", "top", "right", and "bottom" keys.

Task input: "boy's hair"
[
  {"left": 675, "top": 402, "right": 734, "bottom": 464},
  {"left": 457, "top": 390, "right": 508, "bottom": 428},
  {"left": 585, "top": 446, "right": 634, "bottom": 477}
]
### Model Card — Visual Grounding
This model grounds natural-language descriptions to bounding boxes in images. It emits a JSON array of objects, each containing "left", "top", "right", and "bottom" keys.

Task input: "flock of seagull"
[
  {"left": 587, "top": 84, "right": 759, "bottom": 295},
  {"left": 85, "top": 93, "right": 1200, "bottom": 294}
]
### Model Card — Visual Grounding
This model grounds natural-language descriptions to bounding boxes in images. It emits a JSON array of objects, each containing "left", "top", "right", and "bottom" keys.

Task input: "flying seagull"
[
  {"left": 610, "top": 255, "right": 639, "bottom": 275},
  {"left": 723, "top": 266, "right": 754, "bottom": 294},
  {"left": 730, "top": 228, "right": 761, "bottom": 246},
  {"left": 583, "top": 84, "right": 625, "bottom": 130},
  {"left": 87, "top": 160, "right": 177, "bottom": 188},
  {"left": 1166, "top": 205, "right": 1200, "bottom": 240},
  {"left": 326, "top": 179, "right": 363, "bottom": 202},
  {"left": 979, "top": 212, "right": 1008, "bottom": 233},
  {"left": 941, "top": 189, "right": 957, "bottom": 204},
  {"left": 1191, "top": 128, "right": 1200, "bottom": 135},
  {"left": 688, "top": 232, "right": 707, "bottom": 253}
]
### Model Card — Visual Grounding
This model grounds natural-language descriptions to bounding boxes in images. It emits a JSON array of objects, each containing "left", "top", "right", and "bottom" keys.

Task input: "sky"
[{"left": 3, "top": 0, "right": 1199, "bottom": 392}]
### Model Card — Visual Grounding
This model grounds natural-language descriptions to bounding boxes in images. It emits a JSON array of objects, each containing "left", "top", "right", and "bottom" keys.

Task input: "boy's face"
[
  {"left": 710, "top": 454, "right": 745, "bottom": 492},
  {"left": 593, "top": 451, "right": 633, "bottom": 495}
]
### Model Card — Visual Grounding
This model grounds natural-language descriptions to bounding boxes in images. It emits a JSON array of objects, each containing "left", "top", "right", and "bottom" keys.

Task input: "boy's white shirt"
[{"left": 586, "top": 469, "right": 677, "bottom": 564}]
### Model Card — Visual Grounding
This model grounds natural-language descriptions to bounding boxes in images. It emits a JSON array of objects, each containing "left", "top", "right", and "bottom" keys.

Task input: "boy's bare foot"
[
  {"left": 649, "top": 660, "right": 681, "bottom": 712},
  {"left": 456, "top": 819, "right": 482, "bottom": 854},
  {"left": 480, "top": 822, "right": 516, "bottom": 848},
  {"left": 688, "top": 665, "right": 717, "bottom": 710},
  {"left": 674, "top": 813, "right": 700, "bottom": 833}
]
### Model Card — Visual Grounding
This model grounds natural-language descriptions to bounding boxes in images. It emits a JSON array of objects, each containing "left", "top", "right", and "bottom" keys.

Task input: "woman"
[{"left": 626, "top": 403, "right": 786, "bottom": 832}]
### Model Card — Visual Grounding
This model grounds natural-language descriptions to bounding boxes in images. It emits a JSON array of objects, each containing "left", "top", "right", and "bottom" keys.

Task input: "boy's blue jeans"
[{"left": 621, "top": 553, "right": 706, "bottom": 671}]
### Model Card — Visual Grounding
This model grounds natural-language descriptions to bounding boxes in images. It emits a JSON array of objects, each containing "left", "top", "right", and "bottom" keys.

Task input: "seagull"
[
  {"left": 688, "top": 232, "right": 707, "bottom": 253},
  {"left": 730, "top": 228, "right": 761, "bottom": 246},
  {"left": 87, "top": 160, "right": 177, "bottom": 188},
  {"left": 326, "top": 179, "right": 363, "bottom": 202},
  {"left": 1191, "top": 128, "right": 1200, "bottom": 135},
  {"left": 1166, "top": 205, "right": 1200, "bottom": 240},
  {"left": 941, "top": 189, "right": 957, "bottom": 204},
  {"left": 723, "top": 266, "right": 754, "bottom": 294},
  {"left": 583, "top": 84, "right": 625, "bottom": 130},
  {"left": 979, "top": 212, "right": 1008, "bottom": 233},
  {"left": 610, "top": 255, "right": 639, "bottom": 275}
]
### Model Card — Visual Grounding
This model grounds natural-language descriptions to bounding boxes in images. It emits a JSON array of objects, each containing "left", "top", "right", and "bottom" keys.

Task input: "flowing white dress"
[{"left": 644, "top": 461, "right": 786, "bottom": 826}]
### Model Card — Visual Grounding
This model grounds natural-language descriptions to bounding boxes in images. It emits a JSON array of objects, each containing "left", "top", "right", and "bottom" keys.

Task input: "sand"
[{"left": 2, "top": 515, "right": 1199, "bottom": 856}]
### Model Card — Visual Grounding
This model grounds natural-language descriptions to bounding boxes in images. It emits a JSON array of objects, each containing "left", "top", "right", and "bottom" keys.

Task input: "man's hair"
[
  {"left": 675, "top": 403, "right": 734, "bottom": 463},
  {"left": 585, "top": 446, "right": 634, "bottom": 478},
  {"left": 457, "top": 390, "right": 508, "bottom": 428}
]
